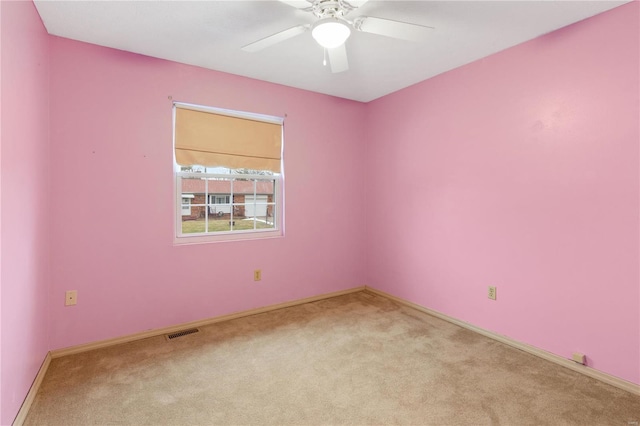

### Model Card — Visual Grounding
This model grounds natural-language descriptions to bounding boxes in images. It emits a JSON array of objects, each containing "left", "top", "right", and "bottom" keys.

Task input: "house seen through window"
[{"left": 174, "top": 103, "right": 284, "bottom": 243}]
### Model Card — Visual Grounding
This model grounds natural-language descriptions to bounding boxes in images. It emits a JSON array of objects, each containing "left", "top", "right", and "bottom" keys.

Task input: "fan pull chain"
[{"left": 323, "top": 48, "right": 327, "bottom": 66}]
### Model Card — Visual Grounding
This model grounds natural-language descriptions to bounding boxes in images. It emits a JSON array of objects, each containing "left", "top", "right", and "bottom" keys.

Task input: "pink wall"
[
  {"left": 0, "top": 3, "right": 3, "bottom": 422},
  {"left": 0, "top": 1, "right": 51, "bottom": 424},
  {"left": 365, "top": 2, "right": 639, "bottom": 385},
  {"left": 1, "top": 3, "right": 637, "bottom": 422},
  {"left": 48, "top": 37, "right": 367, "bottom": 350}
]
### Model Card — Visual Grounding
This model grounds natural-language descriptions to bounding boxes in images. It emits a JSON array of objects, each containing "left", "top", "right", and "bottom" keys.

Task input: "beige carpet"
[{"left": 24, "top": 291, "right": 640, "bottom": 425}]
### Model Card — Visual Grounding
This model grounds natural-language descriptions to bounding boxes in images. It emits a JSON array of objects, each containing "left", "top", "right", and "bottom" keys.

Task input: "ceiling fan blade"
[
  {"left": 278, "top": 0, "right": 312, "bottom": 10},
  {"left": 242, "top": 25, "right": 308, "bottom": 53},
  {"left": 328, "top": 44, "right": 349, "bottom": 73},
  {"left": 356, "top": 16, "right": 433, "bottom": 42},
  {"left": 345, "top": 0, "right": 370, "bottom": 8}
]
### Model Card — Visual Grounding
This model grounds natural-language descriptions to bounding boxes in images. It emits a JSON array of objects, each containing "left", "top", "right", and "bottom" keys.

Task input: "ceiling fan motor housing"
[{"left": 312, "top": 0, "right": 357, "bottom": 19}]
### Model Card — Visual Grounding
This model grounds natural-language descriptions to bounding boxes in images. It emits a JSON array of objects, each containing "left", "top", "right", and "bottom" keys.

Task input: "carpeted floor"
[{"left": 24, "top": 291, "right": 640, "bottom": 425}]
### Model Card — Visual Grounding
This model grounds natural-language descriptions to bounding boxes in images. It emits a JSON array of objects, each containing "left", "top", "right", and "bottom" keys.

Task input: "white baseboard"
[
  {"left": 364, "top": 286, "right": 640, "bottom": 397},
  {"left": 12, "top": 352, "right": 52, "bottom": 426},
  {"left": 51, "top": 286, "right": 365, "bottom": 359}
]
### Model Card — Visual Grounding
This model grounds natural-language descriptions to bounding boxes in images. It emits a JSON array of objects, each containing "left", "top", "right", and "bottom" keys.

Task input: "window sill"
[{"left": 173, "top": 229, "right": 283, "bottom": 245}]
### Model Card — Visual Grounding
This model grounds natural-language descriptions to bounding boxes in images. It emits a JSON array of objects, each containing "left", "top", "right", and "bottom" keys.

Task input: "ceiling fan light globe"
[{"left": 312, "top": 19, "right": 351, "bottom": 49}]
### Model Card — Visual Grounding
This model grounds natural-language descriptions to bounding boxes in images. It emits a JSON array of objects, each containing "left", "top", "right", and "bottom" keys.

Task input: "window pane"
[
  {"left": 208, "top": 199, "right": 231, "bottom": 217},
  {"left": 206, "top": 214, "right": 232, "bottom": 233},
  {"left": 231, "top": 207, "right": 276, "bottom": 232},
  {"left": 230, "top": 217, "right": 257, "bottom": 232},
  {"left": 180, "top": 179, "right": 202, "bottom": 228},
  {"left": 181, "top": 199, "right": 191, "bottom": 216},
  {"left": 181, "top": 217, "right": 205, "bottom": 234},
  {"left": 259, "top": 206, "right": 276, "bottom": 230}
]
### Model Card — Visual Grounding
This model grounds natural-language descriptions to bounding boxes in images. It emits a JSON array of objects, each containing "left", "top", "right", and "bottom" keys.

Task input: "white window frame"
[
  {"left": 172, "top": 103, "right": 284, "bottom": 244},
  {"left": 175, "top": 173, "right": 282, "bottom": 244}
]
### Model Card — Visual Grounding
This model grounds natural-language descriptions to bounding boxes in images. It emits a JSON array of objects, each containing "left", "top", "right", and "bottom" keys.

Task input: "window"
[{"left": 173, "top": 102, "right": 284, "bottom": 243}]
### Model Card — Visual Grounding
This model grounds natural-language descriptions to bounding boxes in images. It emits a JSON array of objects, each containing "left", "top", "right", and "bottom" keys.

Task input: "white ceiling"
[{"left": 34, "top": 0, "right": 628, "bottom": 103}]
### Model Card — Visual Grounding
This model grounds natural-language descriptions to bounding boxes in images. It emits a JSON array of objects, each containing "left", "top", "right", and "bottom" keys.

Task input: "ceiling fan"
[{"left": 241, "top": 0, "right": 433, "bottom": 73}]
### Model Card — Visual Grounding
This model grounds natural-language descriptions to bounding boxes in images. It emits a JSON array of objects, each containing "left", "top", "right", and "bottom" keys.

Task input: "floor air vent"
[{"left": 165, "top": 328, "right": 200, "bottom": 341}]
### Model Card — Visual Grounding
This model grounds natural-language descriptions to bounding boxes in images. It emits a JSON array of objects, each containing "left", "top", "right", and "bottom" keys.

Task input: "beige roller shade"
[{"left": 175, "top": 106, "right": 282, "bottom": 173}]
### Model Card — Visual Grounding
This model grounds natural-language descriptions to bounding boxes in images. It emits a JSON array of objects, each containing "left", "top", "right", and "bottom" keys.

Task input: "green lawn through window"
[{"left": 182, "top": 218, "right": 273, "bottom": 234}]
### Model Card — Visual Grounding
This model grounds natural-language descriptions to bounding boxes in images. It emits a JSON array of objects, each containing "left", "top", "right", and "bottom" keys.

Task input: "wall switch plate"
[
  {"left": 65, "top": 290, "right": 77, "bottom": 306},
  {"left": 254, "top": 270, "right": 261, "bottom": 281},
  {"left": 488, "top": 286, "right": 497, "bottom": 300}
]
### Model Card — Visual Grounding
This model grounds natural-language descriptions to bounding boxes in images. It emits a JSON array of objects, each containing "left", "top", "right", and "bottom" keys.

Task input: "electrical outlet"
[
  {"left": 572, "top": 352, "right": 586, "bottom": 365},
  {"left": 65, "top": 290, "right": 77, "bottom": 306},
  {"left": 254, "top": 270, "right": 261, "bottom": 281},
  {"left": 488, "top": 286, "right": 497, "bottom": 301}
]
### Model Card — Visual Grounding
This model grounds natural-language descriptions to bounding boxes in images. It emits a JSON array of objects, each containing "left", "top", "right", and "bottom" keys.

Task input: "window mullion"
[
  {"left": 177, "top": 176, "right": 183, "bottom": 236},
  {"left": 205, "top": 178, "right": 209, "bottom": 234},
  {"left": 253, "top": 179, "right": 257, "bottom": 230},
  {"left": 230, "top": 179, "right": 235, "bottom": 231}
]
